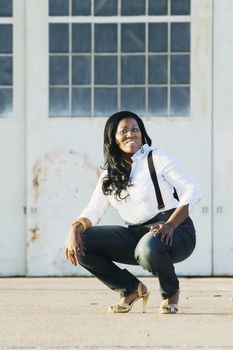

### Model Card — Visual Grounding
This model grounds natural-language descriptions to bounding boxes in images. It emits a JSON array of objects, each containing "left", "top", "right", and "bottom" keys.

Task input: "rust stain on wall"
[
  {"left": 32, "top": 160, "right": 42, "bottom": 201},
  {"left": 28, "top": 224, "right": 40, "bottom": 246}
]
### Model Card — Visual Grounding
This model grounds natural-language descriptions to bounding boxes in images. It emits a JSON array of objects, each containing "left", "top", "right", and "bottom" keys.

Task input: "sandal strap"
[
  {"left": 110, "top": 303, "right": 130, "bottom": 312},
  {"left": 137, "top": 281, "right": 143, "bottom": 297}
]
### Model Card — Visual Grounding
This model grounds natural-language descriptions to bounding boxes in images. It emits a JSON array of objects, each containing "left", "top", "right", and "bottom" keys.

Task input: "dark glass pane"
[
  {"left": 121, "top": 0, "right": 145, "bottom": 16},
  {"left": 0, "top": 0, "right": 12, "bottom": 17},
  {"left": 171, "top": 23, "right": 190, "bottom": 52},
  {"left": 149, "top": 23, "right": 168, "bottom": 52},
  {"left": 95, "top": 24, "right": 117, "bottom": 53},
  {"left": 72, "top": 56, "right": 91, "bottom": 84},
  {"left": 170, "top": 87, "right": 190, "bottom": 115},
  {"left": 49, "top": 0, "right": 69, "bottom": 16},
  {"left": 0, "top": 88, "right": 12, "bottom": 116},
  {"left": 49, "top": 88, "right": 69, "bottom": 117},
  {"left": 95, "top": 56, "right": 117, "bottom": 85},
  {"left": 171, "top": 0, "right": 190, "bottom": 15},
  {"left": 94, "top": 88, "right": 117, "bottom": 116},
  {"left": 149, "top": 55, "right": 168, "bottom": 84},
  {"left": 72, "top": 88, "right": 91, "bottom": 116},
  {"left": 72, "top": 0, "right": 91, "bottom": 15},
  {"left": 49, "top": 24, "right": 69, "bottom": 53},
  {"left": 0, "top": 24, "right": 12, "bottom": 53},
  {"left": 94, "top": 0, "right": 117, "bottom": 16},
  {"left": 0, "top": 57, "right": 12, "bottom": 85},
  {"left": 122, "top": 24, "right": 145, "bottom": 52},
  {"left": 121, "top": 88, "right": 145, "bottom": 114},
  {"left": 171, "top": 55, "right": 190, "bottom": 84},
  {"left": 148, "top": 87, "right": 167, "bottom": 116},
  {"left": 49, "top": 56, "right": 69, "bottom": 85},
  {"left": 149, "top": 0, "right": 168, "bottom": 15},
  {"left": 121, "top": 56, "right": 145, "bottom": 85},
  {"left": 72, "top": 24, "right": 91, "bottom": 52}
]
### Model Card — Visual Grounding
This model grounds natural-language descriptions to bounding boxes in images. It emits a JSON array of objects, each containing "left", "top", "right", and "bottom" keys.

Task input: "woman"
[{"left": 65, "top": 111, "right": 201, "bottom": 314}]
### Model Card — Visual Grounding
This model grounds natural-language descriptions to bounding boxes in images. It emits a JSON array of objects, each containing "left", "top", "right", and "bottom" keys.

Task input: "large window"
[
  {"left": 0, "top": 0, "right": 13, "bottom": 117},
  {"left": 49, "top": 0, "right": 191, "bottom": 117}
]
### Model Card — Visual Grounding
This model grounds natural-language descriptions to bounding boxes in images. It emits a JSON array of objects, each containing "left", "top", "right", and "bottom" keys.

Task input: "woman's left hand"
[{"left": 150, "top": 222, "right": 175, "bottom": 246}]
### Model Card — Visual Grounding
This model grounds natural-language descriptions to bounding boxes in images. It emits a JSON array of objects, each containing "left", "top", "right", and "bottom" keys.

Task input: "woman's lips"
[{"left": 125, "top": 140, "right": 137, "bottom": 145}]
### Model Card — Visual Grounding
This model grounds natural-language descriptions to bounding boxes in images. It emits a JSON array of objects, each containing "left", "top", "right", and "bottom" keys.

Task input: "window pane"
[
  {"left": 121, "top": 88, "right": 145, "bottom": 114},
  {"left": 149, "top": 0, "right": 168, "bottom": 15},
  {"left": 148, "top": 87, "right": 167, "bottom": 116},
  {"left": 49, "top": 56, "right": 69, "bottom": 85},
  {"left": 0, "top": 24, "right": 12, "bottom": 53},
  {"left": 171, "top": 0, "right": 190, "bottom": 15},
  {"left": 0, "top": 57, "right": 12, "bottom": 85},
  {"left": 49, "top": 88, "right": 69, "bottom": 117},
  {"left": 95, "top": 56, "right": 117, "bottom": 85},
  {"left": 149, "top": 55, "right": 168, "bottom": 84},
  {"left": 0, "top": 0, "right": 12, "bottom": 17},
  {"left": 72, "top": 0, "right": 91, "bottom": 15},
  {"left": 170, "top": 87, "right": 190, "bottom": 115},
  {"left": 95, "top": 24, "right": 117, "bottom": 53},
  {"left": 0, "top": 88, "right": 12, "bottom": 116},
  {"left": 149, "top": 23, "right": 168, "bottom": 52},
  {"left": 94, "top": 0, "right": 117, "bottom": 16},
  {"left": 49, "top": 0, "right": 69, "bottom": 16},
  {"left": 94, "top": 88, "right": 117, "bottom": 116},
  {"left": 122, "top": 24, "right": 145, "bottom": 52},
  {"left": 49, "top": 24, "right": 69, "bottom": 53},
  {"left": 171, "top": 55, "right": 190, "bottom": 84},
  {"left": 72, "top": 56, "right": 91, "bottom": 84},
  {"left": 171, "top": 23, "right": 190, "bottom": 52},
  {"left": 121, "top": 0, "right": 145, "bottom": 16},
  {"left": 72, "top": 24, "right": 91, "bottom": 52},
  {"left": 121, "top": 56, "right": 145, "bottom": 85},
  {"left": 72, "top": 88, "right": 91, "bottom": 116}
]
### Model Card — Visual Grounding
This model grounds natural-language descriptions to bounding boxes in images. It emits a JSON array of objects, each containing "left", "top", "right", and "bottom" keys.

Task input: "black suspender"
[{"left": 147, "top": 150, "right": 165, "bottom": 209}]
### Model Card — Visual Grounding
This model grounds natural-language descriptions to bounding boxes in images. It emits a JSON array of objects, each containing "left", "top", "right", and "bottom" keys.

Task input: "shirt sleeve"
[
  {"left": 156, "top": 149, "right": 202, "bottom": 214},
  {"left": 79, "top": 173, "right": 110, "bottom": 226}
]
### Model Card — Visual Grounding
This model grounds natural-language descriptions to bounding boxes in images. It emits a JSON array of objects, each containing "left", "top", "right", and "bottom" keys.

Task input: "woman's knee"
[{"left": 134, "top": 233, "right": 166, "bottom": 272}]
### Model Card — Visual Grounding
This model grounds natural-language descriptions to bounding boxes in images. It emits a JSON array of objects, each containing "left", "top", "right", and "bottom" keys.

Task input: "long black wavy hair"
[{"left": 102, "top": 111, "right": 152, "bottom": 199}]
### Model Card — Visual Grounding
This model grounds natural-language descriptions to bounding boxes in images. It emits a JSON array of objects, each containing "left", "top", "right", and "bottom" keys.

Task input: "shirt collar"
[{"left": 131, "top": 143, "right": 152, "bottom": 162}]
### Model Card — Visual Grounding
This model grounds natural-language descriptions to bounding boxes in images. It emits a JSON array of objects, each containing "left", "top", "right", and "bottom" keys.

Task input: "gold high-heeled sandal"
[
  {"left": 108, "top": 282, "right": 150, "bottom": 313},
  {"left": 159, "top": 299, "right": 178, "bottom": 314}
]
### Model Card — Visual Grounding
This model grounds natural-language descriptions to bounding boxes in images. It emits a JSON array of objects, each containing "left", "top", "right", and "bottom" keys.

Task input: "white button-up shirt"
[{"left": 80, "top": 144, "right": 201, "bottom": 226}]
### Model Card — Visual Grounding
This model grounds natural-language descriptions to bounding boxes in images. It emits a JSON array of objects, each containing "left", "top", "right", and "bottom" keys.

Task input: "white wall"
[{"left": 213, "top": 0, "right": 233, "bottom": 274}]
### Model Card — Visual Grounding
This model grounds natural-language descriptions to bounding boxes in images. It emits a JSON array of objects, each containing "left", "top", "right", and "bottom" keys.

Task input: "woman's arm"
[
  {"left": 65, "top": 217, "right": 92, "bottom": 266},
  {"left": 65, "top": 173, "right": 110, "bottom": 265},
  {"left": 156, "top": 149, "right": 201, "bottom": 214}
]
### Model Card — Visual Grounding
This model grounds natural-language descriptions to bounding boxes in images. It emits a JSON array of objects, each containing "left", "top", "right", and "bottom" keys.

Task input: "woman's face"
[{"left": 115, "top": 117, "right": 142, "bottom": 156}]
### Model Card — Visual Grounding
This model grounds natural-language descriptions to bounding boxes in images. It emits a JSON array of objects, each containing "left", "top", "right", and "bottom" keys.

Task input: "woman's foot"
[
  {"left": 159, "top": 289, "right": 180, "bottom": 314},
  {"left": 108, "top": 282, "right": 149, "bottom": 313}
]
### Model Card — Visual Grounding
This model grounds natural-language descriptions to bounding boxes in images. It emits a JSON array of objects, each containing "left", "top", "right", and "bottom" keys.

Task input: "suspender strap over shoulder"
[{"left": 147, "top": 150, "right": 165, "bottom": 210}]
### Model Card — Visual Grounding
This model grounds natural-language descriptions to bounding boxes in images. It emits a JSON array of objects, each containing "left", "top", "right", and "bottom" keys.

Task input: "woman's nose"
[{"left": 125, "top": 130, "right": 134, "bottom": 137}]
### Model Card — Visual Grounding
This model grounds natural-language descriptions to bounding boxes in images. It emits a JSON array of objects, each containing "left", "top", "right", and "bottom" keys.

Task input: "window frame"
[{"left": 48, "top": 0, "right": 191, "bottom": 118}]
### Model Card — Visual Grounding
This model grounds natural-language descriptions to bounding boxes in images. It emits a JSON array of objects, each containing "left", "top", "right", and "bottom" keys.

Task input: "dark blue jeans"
[{"left": 78, "top": 209, "right": 196, "bottom": 299}]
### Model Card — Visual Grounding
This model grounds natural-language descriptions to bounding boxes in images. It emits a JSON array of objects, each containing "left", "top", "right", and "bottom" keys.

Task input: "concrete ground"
[{"left": 0, "top": 277, "right": 233, "bottom": 350}]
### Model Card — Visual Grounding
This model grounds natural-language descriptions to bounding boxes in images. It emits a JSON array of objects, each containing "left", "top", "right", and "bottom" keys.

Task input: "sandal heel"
[{"left": 142, "top": 292, "right": 150, "bottom": 313}]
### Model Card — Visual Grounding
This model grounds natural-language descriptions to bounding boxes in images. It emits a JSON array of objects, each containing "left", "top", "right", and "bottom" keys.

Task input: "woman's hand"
[
  {"left": 65, "top": 225, "right": 85, "bottom": 266},
  {"left": 150, "top": 222, "right": 175, "bottom": 247}
]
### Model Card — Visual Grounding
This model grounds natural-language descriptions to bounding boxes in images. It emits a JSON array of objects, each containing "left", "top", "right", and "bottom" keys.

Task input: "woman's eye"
[{"left": 132, "top": 127, "right": 139, "bottom": 132}]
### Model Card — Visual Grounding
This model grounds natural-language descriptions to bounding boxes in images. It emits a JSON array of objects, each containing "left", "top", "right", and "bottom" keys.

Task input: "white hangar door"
[
  {"left": 26, "top": 0, "right": 212, "bottom": 276},
  {"left": 213, "top": 1, "right": 233, "bottom": 275},
  {"left": 0, "top": 1, "right": 26, "bottom": 275}
]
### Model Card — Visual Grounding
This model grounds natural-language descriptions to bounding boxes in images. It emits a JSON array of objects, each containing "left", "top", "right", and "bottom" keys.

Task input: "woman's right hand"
[{"left": 65, "top": 225, "right": 85, "bottom": 266}]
